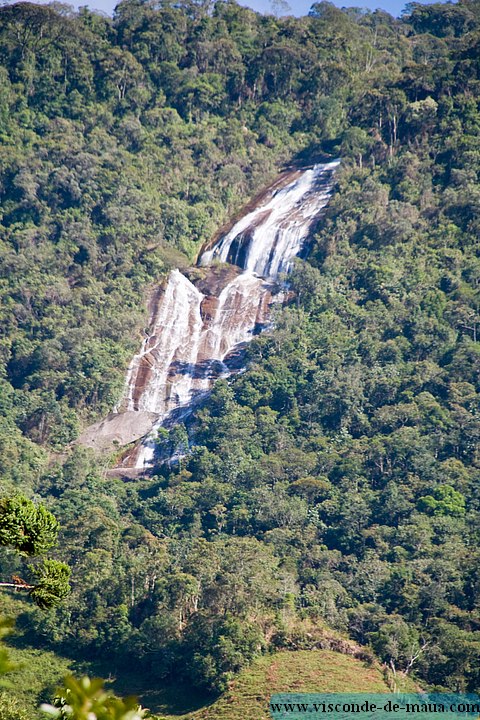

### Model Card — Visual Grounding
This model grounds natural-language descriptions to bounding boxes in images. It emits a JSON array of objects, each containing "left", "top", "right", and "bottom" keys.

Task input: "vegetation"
[
  {"left": 2, "top": 644, "right": 73, "bottom": 720},
  {"left": 0, "top": 0, "right": 480, "bottom": 715},
  {"left": 165, "top": 649, "right": 411, "bottom": 720},
  {"left": 0, "top": 592, "right": 152, "bottom": 720},
  {"left": 0, "top": 495, "right": 70, "bottom": 608}
]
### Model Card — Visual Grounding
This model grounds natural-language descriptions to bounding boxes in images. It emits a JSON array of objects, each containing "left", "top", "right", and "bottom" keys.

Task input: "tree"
[
  {"left": 270, "top": 0, "right": 291, "bottom": 18},
  {"left": 341, "top": 126, "right": 374, "bottom": 167},
  {"left": 183, "top": 613, "right": 264, "bottom": 693},
  {"left": 26, "top": 559, "right": 71, "bottom": 610},
  {"left": 0, "top": 495, "right": 71, "bottom": 609},
  {"left": 0, "top": 495, "right": 59, "bottom": 555},
  {"left": 370, "top": 616, "right": 426, "bottom": 675},
  {"left": 417, "top": 485, "right": 466, "bottom": 517}
]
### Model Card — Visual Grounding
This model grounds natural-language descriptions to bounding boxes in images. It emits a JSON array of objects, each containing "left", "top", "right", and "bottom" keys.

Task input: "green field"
[{"left": 2, "top": 644, "right": 74, "bottom": 719}]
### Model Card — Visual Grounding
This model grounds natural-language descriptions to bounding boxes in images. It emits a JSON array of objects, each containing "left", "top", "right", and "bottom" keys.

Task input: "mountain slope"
[{"left": 0, "top": 0, "right": 479, "bottom": 714}]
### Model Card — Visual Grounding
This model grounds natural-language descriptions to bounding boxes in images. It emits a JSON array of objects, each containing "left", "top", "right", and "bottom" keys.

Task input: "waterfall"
[
  {"left": 200, "top": 162, "right": 338, "bottom": 278},
  {"left": 80, "top": 159, "right": 339, "bottom": 466}
]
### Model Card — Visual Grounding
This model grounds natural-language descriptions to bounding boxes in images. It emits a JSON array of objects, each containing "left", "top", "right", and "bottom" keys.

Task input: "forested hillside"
[{"left": 0, "top": 0, "right": 480, "bottom": 716}]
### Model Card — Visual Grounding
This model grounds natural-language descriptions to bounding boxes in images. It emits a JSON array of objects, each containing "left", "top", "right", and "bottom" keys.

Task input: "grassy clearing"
[
  {"left": 183, "top": 651, "right": 388, "bottom": 720},
  {"left": 4, "top": 644, "right": 74, "bottom": 718}
]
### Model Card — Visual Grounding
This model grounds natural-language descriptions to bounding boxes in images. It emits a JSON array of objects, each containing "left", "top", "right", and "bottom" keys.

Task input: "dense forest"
[{"left": 0, "top": 0, "right": 480, "bottom": 716}]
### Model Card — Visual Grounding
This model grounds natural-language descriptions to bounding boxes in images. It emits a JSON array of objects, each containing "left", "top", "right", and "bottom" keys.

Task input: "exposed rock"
[
  {"left": 78, "top": 410, "right": 158, "bottom": 451},
  {"left": 80, "top": 160, "right": 340, "bottom": 468}
]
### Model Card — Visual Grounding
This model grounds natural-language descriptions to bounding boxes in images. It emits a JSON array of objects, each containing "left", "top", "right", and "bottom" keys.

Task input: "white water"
[
  {"left": 201, "top": 162, "right": 338, "bottom": 277},
  {"left": 122, "top": 159, "right": 340, "bottom": 467}
]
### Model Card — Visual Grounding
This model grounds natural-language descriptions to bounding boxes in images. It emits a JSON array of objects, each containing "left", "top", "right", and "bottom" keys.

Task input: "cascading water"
[
  {"left": 200, "top": 162, "right": 338, "bottom": 278},
  {"left": 80, "top": 159, "right": 339, "bottom": 467}
]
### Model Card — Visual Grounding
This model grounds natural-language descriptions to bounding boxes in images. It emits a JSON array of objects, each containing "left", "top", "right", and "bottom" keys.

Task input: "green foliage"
[
  {"left": 0, "top": 496, "right": 59, "bottom": 556},
  {"left": 0, "top": 0, "right": 346, "bottom": 470},
  {"left": 184, "top": 614, "right": 264, "bottom": 693},
  {"left": 0, "top": 496, "right": 70, "bottom": 609},
  {"left": 0, "top": 693, "right": 30, "bottom": 720},
  {"left": 1, "top": 0, "right": 480, "bottom": 707},
  {"left": 41, "top": 676, "right": 148, "bottom": 720},
  {"left": 0, "top": 618, "right": 27, "bottom": 719},
  {"left": 417, "top": 485, "right": 466, "bottom": 517},
  {"left": 28, "top": 559, "right": 71, "bottom": 611},
  {"left": 0, "top": 617, "right": 19, "bottom": 682},
  {"left": 0, "top": 612, "right": 146, "bottom": 720},
  {"left": 371, "top": 616, "right": 421, "bottom": 673}
]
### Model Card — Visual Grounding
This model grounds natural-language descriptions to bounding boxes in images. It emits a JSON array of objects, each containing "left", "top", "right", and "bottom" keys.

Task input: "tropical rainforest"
[{"left": 0, "top": 0, "right": 480, "bottom": 716}]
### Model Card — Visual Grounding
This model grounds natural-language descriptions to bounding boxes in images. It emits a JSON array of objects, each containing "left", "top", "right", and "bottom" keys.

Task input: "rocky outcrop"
[{"left": 80, "top": 160, "right": 340, "bottom": 466}]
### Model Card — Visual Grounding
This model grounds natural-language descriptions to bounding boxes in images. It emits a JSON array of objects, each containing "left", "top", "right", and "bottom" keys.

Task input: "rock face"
[
  {"left": 200, "top": 162, "right": 339, "bottom": 277},
  {"left": 79, "top": 160, "right": 339, "bottom": 466},
  {"left": 120, "top": 268, "right": 274, "bottom": 418}
]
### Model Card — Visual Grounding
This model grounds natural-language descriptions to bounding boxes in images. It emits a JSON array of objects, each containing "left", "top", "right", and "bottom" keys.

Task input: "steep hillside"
[
  {"left": 157, "top": 650, "right": 408, "bottom": 720},
  {"left": 0, "top": 0, "right": 480, "bottom": 716}
]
